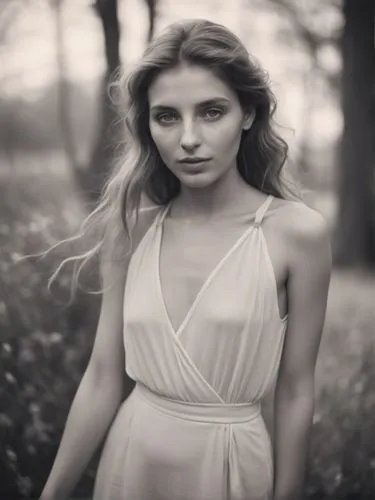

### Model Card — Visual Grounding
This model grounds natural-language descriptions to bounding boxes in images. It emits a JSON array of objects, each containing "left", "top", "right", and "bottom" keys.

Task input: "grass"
[
  {"left": 307, "top": 269, "right": 375, "bottom": 499},
  {"left": 1, "top": 153, "right": 375, "bottom": 499}
]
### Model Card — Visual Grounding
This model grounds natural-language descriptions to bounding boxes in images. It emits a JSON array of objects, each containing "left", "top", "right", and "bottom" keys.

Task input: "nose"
[{"left": 180, "top": 120, "right": 201, "bottom": 151}]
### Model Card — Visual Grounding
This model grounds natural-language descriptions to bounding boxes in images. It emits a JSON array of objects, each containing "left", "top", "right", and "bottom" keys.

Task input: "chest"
[
  {"left": 157, "top": 215, "right": 289, "bottom": 330},
  {"left": 162, "top": 218, "right": 249, "bottom": 277},
  {"left": 158, "top": 219, "right": 257, "bottom": 333}
]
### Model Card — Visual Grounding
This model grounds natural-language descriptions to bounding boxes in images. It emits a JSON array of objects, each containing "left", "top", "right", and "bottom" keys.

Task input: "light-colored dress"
[{"left": 93, "top": 194, "right": 288, "bottom": 500}]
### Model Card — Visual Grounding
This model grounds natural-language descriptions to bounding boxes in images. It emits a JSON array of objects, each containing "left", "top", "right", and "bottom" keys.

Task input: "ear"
[{"left": 242, "top": 109, "right": 256, "bottom": 131}]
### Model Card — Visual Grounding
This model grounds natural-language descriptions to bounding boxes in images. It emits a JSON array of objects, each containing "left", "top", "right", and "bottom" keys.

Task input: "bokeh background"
[{"left": 1, "top": 0, "right": 374, "bottom": 499}]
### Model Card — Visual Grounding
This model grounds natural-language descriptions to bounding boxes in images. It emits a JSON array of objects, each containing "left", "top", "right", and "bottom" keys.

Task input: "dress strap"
[
  {"left": 254, "top": 195, "right": 274, "bottom": 228},
  {"left": 156, "top": 201, "right": 172, "bottom": 225},
  {"left": 157, "top": 196, "right": 273, "bottom": 227}
]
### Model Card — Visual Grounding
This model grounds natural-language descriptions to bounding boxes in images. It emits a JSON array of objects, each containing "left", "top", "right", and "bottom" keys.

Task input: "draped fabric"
[{"left": 93, "top": 195, "right": 288, "bottom": 500}]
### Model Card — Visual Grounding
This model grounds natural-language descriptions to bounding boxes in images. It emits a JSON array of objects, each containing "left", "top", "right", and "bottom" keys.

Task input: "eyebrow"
[{"left": 150, "top": 97, "right": 231, "bottom": 112}]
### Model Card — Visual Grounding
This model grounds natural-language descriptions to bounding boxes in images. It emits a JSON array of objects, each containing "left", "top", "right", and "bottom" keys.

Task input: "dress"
[{"left": 93, "top": 194, "right": 288, "bottom": 500}]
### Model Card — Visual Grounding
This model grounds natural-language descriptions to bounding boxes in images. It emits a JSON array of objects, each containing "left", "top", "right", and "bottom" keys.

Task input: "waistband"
[{"left": 135, "top": 383, "right": 261, "bottom": 424}]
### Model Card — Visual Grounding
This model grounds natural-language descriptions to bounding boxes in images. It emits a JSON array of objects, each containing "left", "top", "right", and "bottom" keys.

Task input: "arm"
[
  {"left": 40, "top": 249, "right": 130, "bottom": 500},
  {"left": 273, "top": 207, "right": 332, "bottom": 500}
]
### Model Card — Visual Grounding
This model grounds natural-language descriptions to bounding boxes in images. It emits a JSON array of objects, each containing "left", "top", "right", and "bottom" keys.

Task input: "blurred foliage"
[
  {"left": 306, "top": 270, "right": 375, "bottom": 499},
  {"left": 0, "top": 166, "right": 101, "bottom": 499},
  {"left": 0, "top": 0, "right": 374, "bottom": 495},
  {"left": 308, "top": 349, "right": 375, "bottom": 500},
  {"left": 0, "top": 82, "right": 98, "bottom": 153},
  {"left": 1, "top": 158, "right": 375, "bottom": 499}
]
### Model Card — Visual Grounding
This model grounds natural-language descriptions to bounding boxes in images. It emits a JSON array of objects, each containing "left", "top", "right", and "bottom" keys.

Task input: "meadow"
[{"left": 1, "top": 153, "right": 374, "bottom": 499}]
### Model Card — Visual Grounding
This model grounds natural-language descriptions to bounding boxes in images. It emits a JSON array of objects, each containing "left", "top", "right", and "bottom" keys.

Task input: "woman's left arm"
[{"left": 273, "top": 206, "right": 332, "bottom": 500}]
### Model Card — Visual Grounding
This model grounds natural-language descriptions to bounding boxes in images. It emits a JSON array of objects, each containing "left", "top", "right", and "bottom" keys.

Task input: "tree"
[
  {"left": 266, "top": 0, "right": 375, "bottom": 267},
  {"left": 335, "top": 0, "right": 375, "bottom": 266},
  {"left": 51, "top": 0, "right": 158, "bottom": 203},
  {"left": 0, "top": 0, "right": 26, "bottom": 171},
  {"left": 52, "top": 0, "right": 80, "bottom": 172},
  {"left": 86, "top": 0, "right": 121, "bottom": 201},
  {"left": 145, "top": 0, "right": 157, "bottom": 42},
  {"left": 87, "top": 0, "right": 158, "bottom": 198}
]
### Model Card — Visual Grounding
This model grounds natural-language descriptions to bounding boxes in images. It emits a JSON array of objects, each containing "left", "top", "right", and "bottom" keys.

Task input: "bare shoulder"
[
  {"left": 273, "top": 199, "right": 329, "bottom": 240},
  {"left": 271, "top": 198, "right": 332, "bottom": 271}
]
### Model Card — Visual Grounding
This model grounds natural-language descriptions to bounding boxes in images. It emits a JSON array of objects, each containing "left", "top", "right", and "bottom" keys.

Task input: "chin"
[{"left": 179, "top": 173, "right": 217, "bottom": 189}]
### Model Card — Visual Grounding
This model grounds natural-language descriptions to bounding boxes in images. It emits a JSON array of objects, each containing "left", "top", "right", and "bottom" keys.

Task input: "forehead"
[{"left": 148, "top": 64, "right": 237, "bottom": 107}]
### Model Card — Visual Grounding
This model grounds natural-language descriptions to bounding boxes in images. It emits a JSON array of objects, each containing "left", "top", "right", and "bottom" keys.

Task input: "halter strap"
[
  {"left": 156, "top": 202, "right": 172, "bottom": 225},
  {"left": 157, "top": 195, "right": 274, "bottom": 227},
  {"left": 254, "top": 195, "right": 274, "bottom": 228}
]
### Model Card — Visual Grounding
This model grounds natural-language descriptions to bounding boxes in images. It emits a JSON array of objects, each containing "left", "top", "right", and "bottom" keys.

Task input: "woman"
[{"left": 40, "top": 19, "right": 331, "bottom": 500}]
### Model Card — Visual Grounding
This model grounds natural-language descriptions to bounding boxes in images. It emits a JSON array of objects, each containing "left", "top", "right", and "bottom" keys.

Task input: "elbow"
[
  {"left": 275, "top": 372, "right": 315, "bottom": 405},
  {"left": 274, "top": 378, "right": 315, "bottom": 435}
]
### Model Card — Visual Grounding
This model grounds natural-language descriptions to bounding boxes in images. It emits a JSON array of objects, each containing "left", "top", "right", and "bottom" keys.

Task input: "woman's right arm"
[{"left": 40, "top": 249, "right": 130, "bottom": 500}]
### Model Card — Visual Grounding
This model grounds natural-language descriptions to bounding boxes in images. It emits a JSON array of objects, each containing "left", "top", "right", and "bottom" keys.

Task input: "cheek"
[
  {"left": 150, "top": 126, "right": 177, "bottom": 160},
  {"left": 208, "top": 121, "right": 243, "bottom": 154}
]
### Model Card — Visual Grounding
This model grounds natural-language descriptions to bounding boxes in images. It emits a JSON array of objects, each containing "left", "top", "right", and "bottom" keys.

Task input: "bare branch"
[
  {"left": 267, "top": 0, "right": 330, "bottom": 56},
  {"left": 0, "top": 0, "right": 23, "bottom": 43}
]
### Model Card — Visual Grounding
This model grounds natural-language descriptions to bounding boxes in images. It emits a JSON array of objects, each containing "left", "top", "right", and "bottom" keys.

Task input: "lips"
[{"left": 178, "top": 157, "right": 211, "bottom": 164}]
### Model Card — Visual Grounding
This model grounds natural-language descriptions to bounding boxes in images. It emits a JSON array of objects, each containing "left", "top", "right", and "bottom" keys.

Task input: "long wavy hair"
[{"left": 44, "top": 18, "right": 301, "bottom": 299}]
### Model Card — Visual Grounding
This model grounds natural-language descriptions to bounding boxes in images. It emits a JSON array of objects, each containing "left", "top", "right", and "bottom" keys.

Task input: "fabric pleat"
[{"left": 93, "top": 195, "right": 288, "bottom": 500}]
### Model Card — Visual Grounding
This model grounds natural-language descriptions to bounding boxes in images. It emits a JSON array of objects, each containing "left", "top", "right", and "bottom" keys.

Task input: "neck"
[{"left": 172, "top": 168, "right": 262, "bottom": 219}]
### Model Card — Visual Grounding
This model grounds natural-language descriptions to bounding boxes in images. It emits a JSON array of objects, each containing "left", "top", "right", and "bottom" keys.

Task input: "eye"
[
  {"left": 202, "top": 108, "right": 224, "bottom": 120},
  {"left": 154, "top": 111, "right": 179, "bottom": 125}
]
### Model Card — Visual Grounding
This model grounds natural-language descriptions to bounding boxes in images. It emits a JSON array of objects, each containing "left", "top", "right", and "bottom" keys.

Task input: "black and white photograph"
[{"left": 0, "top": 1, "right": 374, "bottom": 499}]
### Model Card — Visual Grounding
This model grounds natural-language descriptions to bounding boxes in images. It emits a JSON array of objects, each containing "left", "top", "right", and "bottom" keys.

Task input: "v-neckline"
[{"left": 156, "top": 195, "right": 273, "bottom": 338}]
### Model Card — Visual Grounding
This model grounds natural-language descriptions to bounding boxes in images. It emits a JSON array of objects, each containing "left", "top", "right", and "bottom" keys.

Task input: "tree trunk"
[
  {"left": 53, "top": 0, "right": 81, "bottom": 172},
  {"left": 334, "top": 0, "right": 375, "bottom": 266},
  {"left": 145, "top": 0, "right": 157, "bottom": 42},
  {"left": 85, "top": 0, "right": 121, "bottom": 202}
]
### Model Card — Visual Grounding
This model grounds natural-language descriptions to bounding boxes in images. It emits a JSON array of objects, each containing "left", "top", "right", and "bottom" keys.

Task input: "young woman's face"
[{"left": 148, "top": 63, "right": 251, "bottom": 189}]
